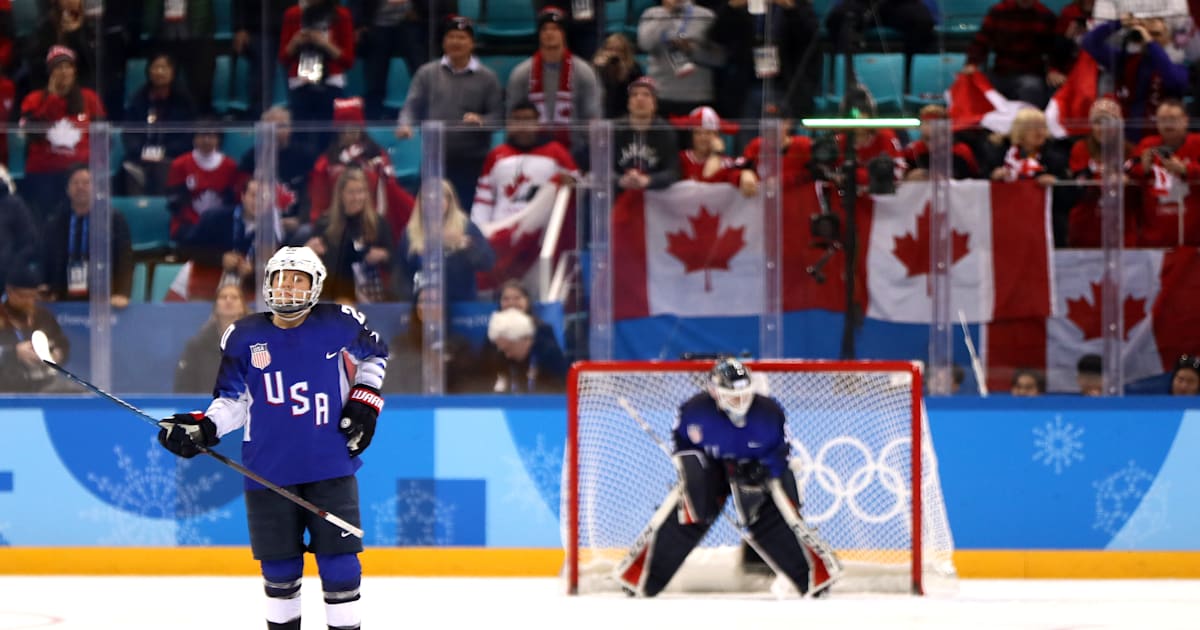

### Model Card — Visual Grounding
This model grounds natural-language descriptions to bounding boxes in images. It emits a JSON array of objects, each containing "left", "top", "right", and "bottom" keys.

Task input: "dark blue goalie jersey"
[
  {"left": 206, "top": 303, "right": 389, "bottom": 489},
  {"left": 672, "top": 393, "right": 791, "bottom": 479}
]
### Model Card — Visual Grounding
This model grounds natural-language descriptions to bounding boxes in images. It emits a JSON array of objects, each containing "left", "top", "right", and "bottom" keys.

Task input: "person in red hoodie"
[
  {"left": 279, "top": 0, "right": 355, "bottom": 154},
  {"left": 670, "top": 105, "right": 757, "bottom": 196},
  {"left": 165, "top": 122, "right": 240, "bottom": 241},
  {"left": 1127, "top": 99, "right": 1200, "bottom": 246},
  {"left": 306, "top": 96, "right": 414, "bottom": 244},
  {"left": 18, "top": 45, "right": 104, "bottom": 222},
  {"left": 740, "top": 104, "right": 813, "bottom": 188}
]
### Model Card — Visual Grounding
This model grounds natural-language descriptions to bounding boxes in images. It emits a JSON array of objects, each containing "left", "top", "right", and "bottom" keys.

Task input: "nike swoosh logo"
[
  {"left": 340, "top": 530, "right": 352, "bottom": 538},
  {"left": 326, "top": 351, "right": 340, "bottom": 359}
]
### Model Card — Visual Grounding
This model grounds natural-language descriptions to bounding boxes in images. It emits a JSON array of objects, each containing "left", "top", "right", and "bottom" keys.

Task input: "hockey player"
[
  {"left": 157, "top": 246, "right": 388, "bottom": 630},
  {"left": 616, "top": 357, "right": 841, "bottom": 598}
]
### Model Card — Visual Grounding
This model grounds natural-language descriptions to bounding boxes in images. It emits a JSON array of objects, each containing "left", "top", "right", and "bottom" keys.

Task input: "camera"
[
  {"left": 866, "top": 155, "right": 896, "bottom": 195},
  {"left": 1123, "top": 28, "right": 1145, "bottom": 44},
  {"left": 809, "top": 133, "right": 840, "bottom": 181}
]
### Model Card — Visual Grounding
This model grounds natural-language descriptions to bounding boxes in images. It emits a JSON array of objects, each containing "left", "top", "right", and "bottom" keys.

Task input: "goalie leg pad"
[
  {"left": 262, "top": 557, "right": 304, "bottom": 627},
  {"left": 615, "top": 486, "right": 715, "bottom": 597},
  {"left": 674, "top": 450, "right": 728, "bottom": 525},
  {"left": 743, "top": 492, "right": 815, "bottom": 596},
  {"left": 759, "top": 478, "right": 843, "bottom": 597}
]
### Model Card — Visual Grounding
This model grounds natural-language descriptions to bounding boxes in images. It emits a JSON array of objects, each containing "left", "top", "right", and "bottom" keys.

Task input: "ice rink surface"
[{"left": 1, "top": 577, "right": 1197, "bottom": 629}]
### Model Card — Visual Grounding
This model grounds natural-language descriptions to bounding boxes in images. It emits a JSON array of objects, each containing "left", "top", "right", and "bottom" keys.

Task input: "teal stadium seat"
[
  {"left": 222, "top": 129, "right": 255, "bottom": 162},
  {"left": 213, "top": 0, "right": 233, "bottom": 39},
  {"left": 458, "top": 0, "right": 482, "bottom": 21},
  {"left": 273, "top": 66, "right": 289, "bottom": 108},
  {"left": 938, "top": 0, "right": 995, "bottom": 37},
  {"left": 606, "top": 0, "right": 628, "bottom": 35},
  {"left": 150, "top": 263, "right": 183, "bottom": 302},
  {"left": 346, "top": 63, "right": 366, "bottom": 99},
  {"left": 905, "top": 53, "right": 966, "bottom": 109},
  {"left": 125, "top": 58, "right": 148, "bottom": 109},
  {"left": 212, "top": 55, "right": 252, "bottom": 115},
  {"left": 483, "top": 55, "right": 526, "bottom": 89},
  {"left": 820, "top": 54, "right": 906, "bottom": 114},
  {"left": 12, "top": 0, "right": 36, "bottom": 39},
  {"left": 128, "top": 262, "right": 148, "bottom": 304},
  {"left": 112, "top": 196, "right": 171, "bottom": 253},
  {"left": 387, "top": 129, "right": 422, "bottom": 189},
  {"left": 383, "top": 58, "right": 412, "bottom": 112},
  {"left": 8, "top": 132, "right": 24, "bottom": 180},
  {"left": 476, "top": 0, "right": 537, "bottom": 41}
]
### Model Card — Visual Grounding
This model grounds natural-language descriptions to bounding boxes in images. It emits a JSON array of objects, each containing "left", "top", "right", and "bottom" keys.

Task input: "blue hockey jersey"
[
  {"left": 672, "top": 393, "right": 791, "bottom": 479},
  {"left": 206, "top": 303, "right": 389, "bottom": 490}
]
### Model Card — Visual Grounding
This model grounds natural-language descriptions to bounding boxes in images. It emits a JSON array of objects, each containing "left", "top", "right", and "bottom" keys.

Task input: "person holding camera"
[
  {"left": 593, "top": 33, "right": 645, "bottom": 119},
  {"left": 279, "top": 0, "right": 356, "bottom": 154},
  {"left": 1127, "top": 99, "right": 1200, "bottom": 246},
  {"left": 1081, "top": 13, "right": 1187, "bottom": 142},
  {"left": 636, "top": 0, "right": 725, "bottom": 117},
  {"left": 962, "top": 0, "right": 1068, "bottom": 109}
]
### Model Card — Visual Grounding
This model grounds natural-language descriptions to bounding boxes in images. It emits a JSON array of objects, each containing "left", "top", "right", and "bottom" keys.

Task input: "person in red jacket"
[
  {"left": 1065, "top": 98, "right": 1137, "bottom": 247},
  {"left": 18, "top": 45, "right": 104, "bottom": 221},
  {"left": 1127, "top": 99, "right": 1200, "bottom": 246},
  {"left": 306, "top": 96, "right": 413, "bottom": 244},
  {"left": 740, "top": 105, "right": 813, "bottom": 188},
  {"left": 670, "top": 105, "right": 757, "bottom": 196},
  {"left": 279, "top": 0, "right": 355, "bottom": 154},
  {"left": 165, "top": 123, "right": 240, "bottom": 241}
]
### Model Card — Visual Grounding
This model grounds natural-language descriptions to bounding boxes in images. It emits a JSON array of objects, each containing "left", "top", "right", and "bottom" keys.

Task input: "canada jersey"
[
  {"left": 209, "top": 303, "right": 389, "bottom": 490},
  {"left": 672, "top": 393, "right": 790, "bottom": 479}
]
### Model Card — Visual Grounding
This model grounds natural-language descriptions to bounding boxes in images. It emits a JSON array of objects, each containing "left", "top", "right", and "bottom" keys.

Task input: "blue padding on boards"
[{"left": 392, "top": 478, "right": 486, "bottom": 546}]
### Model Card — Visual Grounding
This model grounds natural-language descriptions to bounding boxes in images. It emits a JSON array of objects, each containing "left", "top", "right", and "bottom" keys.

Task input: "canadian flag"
[
  {"left": 986, "top": 248, "right": 1200, "bottom": 393},
  {"left": 477, "top": 182, "right": 575, "bottom": 290},
  {"left": 866, "top": 180, "right": 1055, "bottom": 323},
  {"left": 946, "top": 52, "right": 1098, "bottom": 138},
  {"left": 612, "top": 182, "right": 764, "bottom": 319}
]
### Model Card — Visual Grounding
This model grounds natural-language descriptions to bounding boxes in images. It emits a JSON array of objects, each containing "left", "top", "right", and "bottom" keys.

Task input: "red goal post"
[{"left": 564, "top": 359, "right": 956, "bottom": 596}]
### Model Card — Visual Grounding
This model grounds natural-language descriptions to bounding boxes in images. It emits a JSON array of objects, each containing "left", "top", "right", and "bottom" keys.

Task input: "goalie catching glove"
[
  {"left": 339, "top": 385, "right": 382, "bottom": 456},
  {"left": 157, "top": 412, "right": 220, "bottom": 459}
]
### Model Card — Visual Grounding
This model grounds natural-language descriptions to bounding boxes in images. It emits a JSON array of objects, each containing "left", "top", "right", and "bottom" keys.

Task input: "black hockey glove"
[
  {"left": 157, "top": 412, "right": 220, "bottom": 459},
  {"left": 728, "top": 460, "right": 770, "bottom": 487},
  {"left": 339, "top": 385, "right": 383, "bottom": 456}
]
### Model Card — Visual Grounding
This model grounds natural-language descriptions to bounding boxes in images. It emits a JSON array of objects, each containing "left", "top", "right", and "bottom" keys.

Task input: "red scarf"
[
  {"left": 529, "top": 49, "right": 573, "bottom": 147},
  {"left": 1002, "top": 145, "right": 1045, "bottom": 181}
]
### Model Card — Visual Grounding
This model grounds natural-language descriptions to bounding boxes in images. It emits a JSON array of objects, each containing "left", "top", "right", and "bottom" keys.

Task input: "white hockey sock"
[
  {"left": 325, "top": 599, "right": 360, "bottom": 630},
  {"left": 265, "top": 592, "right": 301, "bottom": 624}
]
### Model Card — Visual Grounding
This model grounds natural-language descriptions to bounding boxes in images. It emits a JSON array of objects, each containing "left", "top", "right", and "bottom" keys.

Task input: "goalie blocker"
[{"left": 615, "top": 451, "right": 841, "bottom": 598}]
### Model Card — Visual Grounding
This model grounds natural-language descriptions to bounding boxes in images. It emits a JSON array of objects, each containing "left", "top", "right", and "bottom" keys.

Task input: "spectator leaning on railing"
[
  {"left": 670, "top": 105, "right": 757, "bottom": 196},
  {"left": 612, "top": 77, "right": 680, "bottom": 192},
  {"left": 1127, "top": 99, "right": 1200, "bottom": 247},
  {"left": 1065, "top": 97, "right": 1136, "bottom": 248}
]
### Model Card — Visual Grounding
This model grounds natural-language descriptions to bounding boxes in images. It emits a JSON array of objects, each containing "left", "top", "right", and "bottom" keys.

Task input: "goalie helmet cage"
[{"left": 564, "top": 360, "right": 957, "bottom": 596}]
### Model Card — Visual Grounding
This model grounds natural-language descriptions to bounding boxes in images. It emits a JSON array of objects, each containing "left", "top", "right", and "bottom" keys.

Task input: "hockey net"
[{"left": 564, "top": 360, "right": 957, "bottom": 596}]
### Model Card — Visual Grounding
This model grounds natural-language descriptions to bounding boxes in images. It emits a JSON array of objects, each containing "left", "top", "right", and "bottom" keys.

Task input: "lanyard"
[
  {"left": 232, "top": 206, "right": 256, "bottom": 259},
  {"left": 68, "top": 214, "right": 88, "bottom": 260}
]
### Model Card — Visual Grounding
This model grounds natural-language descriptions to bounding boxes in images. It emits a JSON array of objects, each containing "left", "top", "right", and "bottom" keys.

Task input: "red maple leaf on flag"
[
  {"left": 1065, "top": 282, "right": 1147, "bottom": 340},
  {"left": 666, "top": 205, "right": 746, "bottom": 292},
  {"left": 503, "top": 171, "right": 530, "bottom": 200},
  {"left": 891, "top": 203, "right": 971, "bottom": 277}
]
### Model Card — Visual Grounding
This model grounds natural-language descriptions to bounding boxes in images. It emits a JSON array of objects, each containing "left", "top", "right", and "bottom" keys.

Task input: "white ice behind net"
[{"left": 565, "top": 366, "right": 957, "bottom": 595}]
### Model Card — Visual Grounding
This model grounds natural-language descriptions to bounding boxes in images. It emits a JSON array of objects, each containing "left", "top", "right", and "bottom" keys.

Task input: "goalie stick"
[
  {"left": 30, "top": 330, "right": 365, "bottom": 539},
  {"left": 615, "top": 396, "right": 841, "bottom": 597}
]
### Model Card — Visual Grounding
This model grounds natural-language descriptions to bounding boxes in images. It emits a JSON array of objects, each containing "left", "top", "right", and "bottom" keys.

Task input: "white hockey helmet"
[
  {"left": 263, "top": 246, "right": 326, "bottom": 319},
  {"left": 709, "top": 357, "right": 755, "bottom": 421}
]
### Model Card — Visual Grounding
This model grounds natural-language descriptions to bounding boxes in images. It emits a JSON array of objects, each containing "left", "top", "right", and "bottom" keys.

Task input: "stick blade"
[{"left": 30, "top": 330, "right": 54, "bottom": 365}]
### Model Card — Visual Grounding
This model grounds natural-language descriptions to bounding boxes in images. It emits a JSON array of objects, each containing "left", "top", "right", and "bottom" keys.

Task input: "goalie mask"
[
  {"left": 709, "top": 358, "right": 755, "bottom": 423},
  {"left": 263, "top": 246, "right": 326, "bottom": 320}
]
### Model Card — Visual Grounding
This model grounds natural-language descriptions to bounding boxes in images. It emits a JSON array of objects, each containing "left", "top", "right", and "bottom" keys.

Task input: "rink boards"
[{"left": 0, "top": 395, "right": 1198, "bottom": 577}]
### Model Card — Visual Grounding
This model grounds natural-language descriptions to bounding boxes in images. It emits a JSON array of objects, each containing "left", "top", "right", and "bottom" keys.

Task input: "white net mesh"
[{"left": 564, "top": 361, "right": 957, "bottom": 596}]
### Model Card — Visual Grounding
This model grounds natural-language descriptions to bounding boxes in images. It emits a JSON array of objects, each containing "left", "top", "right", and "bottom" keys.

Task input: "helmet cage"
[{"left": 263, "top": 247, "right": 326, "bottom": 318}]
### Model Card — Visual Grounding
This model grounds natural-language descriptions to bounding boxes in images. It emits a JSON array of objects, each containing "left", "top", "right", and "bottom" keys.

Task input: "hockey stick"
[
  {"left": 615, "top": 396, "right": 839, "bottom": 597},
  {"left": 958, "top": 309, "right": 989, "bottom": 397},
  {"left": 30, "top": 330, "right": 365, "bottom": 539}
]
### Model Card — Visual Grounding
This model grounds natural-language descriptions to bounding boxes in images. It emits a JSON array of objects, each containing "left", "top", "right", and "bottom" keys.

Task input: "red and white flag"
[
  {"left": 946, "top": 55, "right": 1098, "bottom": 138},
  {"left": 477, "top": 182, "right": 574, "bottom": 290},
  {"left": 612, "top": 182, "right": 764, "bottom": 319},
  {"left": 865, "top": 180, "right": 1055, "bottom": 324},
  {"left": 986, "top": 247, "right": 1200, "bottom": 392}
]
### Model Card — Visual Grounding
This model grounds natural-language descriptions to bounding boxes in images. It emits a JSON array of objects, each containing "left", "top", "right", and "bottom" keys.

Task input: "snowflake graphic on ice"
[
  {"left": 80, "top": 437, "right": 231, "bottom": 545},
  {"left": 1032, "top": 415, "right": 1085, "bottom": 474},
  {"left": 370, "top": 481, "right": 458, "bottom": 546},
  {"left": 0, "top": 523, "right": 9, "bottom": 545},
  {"left": 1093, "top": 461, "right": 1157, "bottom": 536},
  {"left": 502, "top": 434, "right": 562, "bottom": 514}
]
